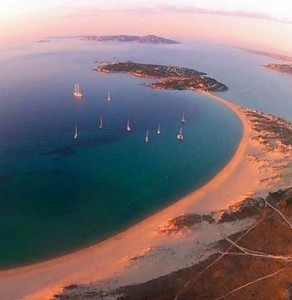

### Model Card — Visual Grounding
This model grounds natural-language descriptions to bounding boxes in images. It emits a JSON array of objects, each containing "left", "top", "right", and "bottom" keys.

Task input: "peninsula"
[
  {"left": 239, "top": 47, "right": 292, "bottom": 62},
  {"left": 82, "top": 34, "right": 179, "bottom": 44},
  {"left": 264, "top": 63, "right": 292, "bottom": 75},
  {"left": 97, "top": 61, "right": 228, "bottom": 92}
]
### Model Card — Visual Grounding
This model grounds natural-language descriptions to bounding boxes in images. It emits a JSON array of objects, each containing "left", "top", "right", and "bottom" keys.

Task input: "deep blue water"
[{"left": 0, "top": 39, "right": 290, "bottom": 269}]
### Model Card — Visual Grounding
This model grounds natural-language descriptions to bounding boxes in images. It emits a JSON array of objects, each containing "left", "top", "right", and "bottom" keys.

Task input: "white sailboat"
[
  {"left": 145, "top": 129, "right": 149, "bottom": 143},
  {"left": 99, "top": 116, "right": 103, "bottom": 129},
  {"left": 107, "top": 92, "right": 111, "bottom": 101},
  {"left": 74, "top": 125, "right": 78, "bottom": 139},
  {"left": 177, "top": 127, "right": 183, "bottom": 140},
  {"left": 73, "top": 83, "right": 83, "bottom": 97},
  {"left": 127, "top": 119, "right": 132, "bottom": 132},
  {"left": 157, "top": 123, "right": 161, "bottom": 135},
  {"left": 181, "top": 112, "right": 185, "bottom": 124}
]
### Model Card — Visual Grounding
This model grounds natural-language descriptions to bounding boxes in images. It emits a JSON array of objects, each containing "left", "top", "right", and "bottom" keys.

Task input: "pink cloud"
[{"left": 126, "top": 4, "right": 292, "bottom": 24}]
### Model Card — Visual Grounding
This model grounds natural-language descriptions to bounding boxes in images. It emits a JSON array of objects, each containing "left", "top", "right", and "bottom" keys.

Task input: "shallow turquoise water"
[{"left": 0, "top": 39, "right": 265, "bottom": 269}]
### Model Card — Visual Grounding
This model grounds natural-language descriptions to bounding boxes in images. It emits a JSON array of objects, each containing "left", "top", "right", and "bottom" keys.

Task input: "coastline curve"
[{"left": 0, "top": 93, "right": 262, "bottom": 300}]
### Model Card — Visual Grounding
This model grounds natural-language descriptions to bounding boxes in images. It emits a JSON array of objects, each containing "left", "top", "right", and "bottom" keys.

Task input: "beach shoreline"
[{"left": 0, "top": 92, "right": 289, "bottom": 300}]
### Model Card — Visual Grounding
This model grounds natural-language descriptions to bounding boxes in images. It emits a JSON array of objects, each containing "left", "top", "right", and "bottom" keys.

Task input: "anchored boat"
[
  {"left": 99, "top": 116, "right": 103, "bottom": 129},
  {"left": 74, "top": 125, "right": 78, "bottom": 139},
  {"left": 181, "top": 112, "right": 185, "bottom": 124},
  {"left": 177, "top": 127, "right": 183, "bottom": 140},
  {"left": 127, "top": 119, "right": 132, "bottom": 132},
  {"left": 145, "top": 129, "right": 149, "bottom": 143},
  {"left": 73, "top": 83, "right": 83, "bottom": 97},
  {"left": 157, "top": 124, "right": 161, "bottom": 135}
]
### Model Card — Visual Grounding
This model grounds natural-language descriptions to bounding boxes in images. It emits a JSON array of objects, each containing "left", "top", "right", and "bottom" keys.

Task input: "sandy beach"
[{"left": 0, "top": 93, "right": 290, "bottom": 300}]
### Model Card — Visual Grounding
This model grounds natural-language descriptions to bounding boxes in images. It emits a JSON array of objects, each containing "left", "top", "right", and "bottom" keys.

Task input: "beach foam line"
[{"left": 0, "top": 93, "right": 271, "bottom": 300}]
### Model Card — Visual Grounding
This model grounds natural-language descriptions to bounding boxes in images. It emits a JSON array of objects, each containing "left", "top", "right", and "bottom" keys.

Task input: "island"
[
  {"left": 36, "top": 39, "right": 51, "bottom": 43},
  {"left": 264, "top": 63, "right": 292, "bottom": 75},
  {"left": 82, "top": 34, "right": 179, "bottom": 44},
  {"left": 97, "top": 61, "right": 228, "bottom": 92}
]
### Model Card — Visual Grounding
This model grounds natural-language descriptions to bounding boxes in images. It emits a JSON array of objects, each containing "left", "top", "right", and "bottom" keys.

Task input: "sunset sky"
[{"left": 1, "top": 0, "right": 292, "bottom": 54}]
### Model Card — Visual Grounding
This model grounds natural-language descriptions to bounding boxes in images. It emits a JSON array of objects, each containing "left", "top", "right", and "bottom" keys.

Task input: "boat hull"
[{"left": 73, "top": 92, "right": 83, "bottom": 97}]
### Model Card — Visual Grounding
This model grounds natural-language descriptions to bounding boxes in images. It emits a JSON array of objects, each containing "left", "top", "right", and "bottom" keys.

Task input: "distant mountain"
[{"left": 81, "top": 35, "right": 180, "bottom": 44}]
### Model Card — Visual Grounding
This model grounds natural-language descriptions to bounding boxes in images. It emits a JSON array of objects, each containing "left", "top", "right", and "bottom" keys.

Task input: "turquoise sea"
[{"left": 0, "top": 39, "right": 291, "bottom": 269}]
